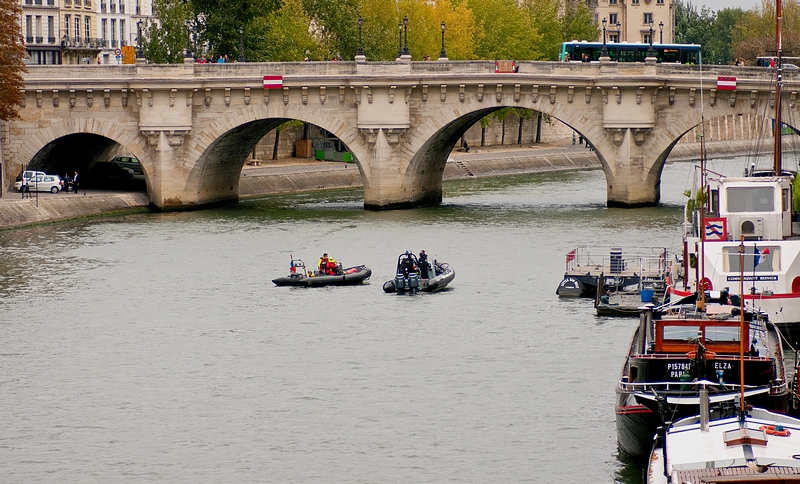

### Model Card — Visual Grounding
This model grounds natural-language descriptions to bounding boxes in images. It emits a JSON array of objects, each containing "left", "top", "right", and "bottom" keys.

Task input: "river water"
[{"left": 0, "top": 159, "right": 714, "bottom": 483}]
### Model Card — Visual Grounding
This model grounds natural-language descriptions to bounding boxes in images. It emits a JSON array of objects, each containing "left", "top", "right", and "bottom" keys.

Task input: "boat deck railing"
[
  {"left": 618, "top": 379, "right": 785, "bottom": 394},
  {"left": 564, "top": 246, "right": 670, "bottom": 278}
]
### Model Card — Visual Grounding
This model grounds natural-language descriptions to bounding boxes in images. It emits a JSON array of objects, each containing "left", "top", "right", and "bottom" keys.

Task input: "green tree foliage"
[
  {"left": 674, "top": 1, "right": 717, "bottom": 62},
  {"left": 468, "top": 0, "right": 541, "bottom": 60},
  {"left": 560, "top": 1, "right": 597, "bottom": 51},
  {"left": 143, "top": 0, "right": 193, "bottom": 63},
  {"left": 731, "top": 0, "right": 800, "bottom": 62},
  {"left": 523, "top": 0, "right": 596, "bottom": 60},
  {"left": 396, "top": 0, "right": 477, "bottom": 60},
  {"left": 709, "top": 8, "right": 746, "bottom": 64},
  {"left": 248, "top": 0, "right": 326, "bottom": 61},
  {"left": 0, "top": 0, "right": 26, "bottom": 121},
  {"left": 193, "top": 0, "right": 281, "bottom": 58},
  {"left": 302, "top": 0, "right": 359, "bottom": 59}
]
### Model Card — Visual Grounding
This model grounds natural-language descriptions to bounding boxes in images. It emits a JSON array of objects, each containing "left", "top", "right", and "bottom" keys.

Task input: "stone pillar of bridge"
[{"left": 595, "top": 80, "right": 662, "bottom": 207}]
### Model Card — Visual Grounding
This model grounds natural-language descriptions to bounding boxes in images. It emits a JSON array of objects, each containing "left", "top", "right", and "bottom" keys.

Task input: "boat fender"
[{"left": 760, "top": 425, "right": 791, "bottom": 436}]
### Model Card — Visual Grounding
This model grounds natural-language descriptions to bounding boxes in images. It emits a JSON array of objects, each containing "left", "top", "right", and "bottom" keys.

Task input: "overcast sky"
[{"left": 688, "top": 0, "right": 763, "bottom": 13}]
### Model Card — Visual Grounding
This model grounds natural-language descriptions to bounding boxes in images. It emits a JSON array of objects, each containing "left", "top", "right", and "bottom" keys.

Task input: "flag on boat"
[
  {"left": 263, "top": 75, "right": 283, "bottom": 89},
  {"left": 754, "top": 246, "right": 760, "bottom": 267},
  {"left": 566, "top": 249, "right": 576, "bottom": 263},
  {"left": 716, "top": 76, "right": 736, "bottom": 91},
  {"left": 704, "top": 217, "right": 727, "bottom": 240}
]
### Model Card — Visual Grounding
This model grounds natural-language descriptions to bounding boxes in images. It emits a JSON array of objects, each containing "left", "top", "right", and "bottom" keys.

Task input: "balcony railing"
[
  {"left": 36, "top": 36, "right": 43, "bottom": 43},
  {"left": 110, "top": 3, "right": 115, "bottom": 12},
  {"left": 64, "top": 0, "right": 71, "bottom": 5},
  {"left": 101, "top": 3, "right": 106, "bottom": 11},
  {"left": 26, "top": 36, "right": 33, "bottom": 43},
  {"left": 48, "top": 36, "right": 55, "bottom": 43},
  {"left": 121, "top": 39, "right": 127, "bottom": 46},
  {"left": 84, "top": 0, "right": 91, "bottom": 6},
  {"left": 61, "top": 36, "right": 107, "bottom": 49},
  {"left": 119, "top": 3, "right": 124, "bottom": 13}
]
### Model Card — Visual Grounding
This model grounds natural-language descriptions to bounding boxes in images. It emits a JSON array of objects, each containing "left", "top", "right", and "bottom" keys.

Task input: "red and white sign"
[
  {"left": 716, "top": 76, "right": 736, "bottom": 91},
  {"left": 263, "top": 75, "right": 283, "bottom": 89}
]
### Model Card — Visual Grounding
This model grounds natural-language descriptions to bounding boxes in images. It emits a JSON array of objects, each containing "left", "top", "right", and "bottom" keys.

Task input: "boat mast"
[
  {"left": 738, "top": 237, "right": 746, "bottom": 414},
  {"left": 698, "top": 52, "right": 707, "bottom": 311},
  {"left": 774, "top": 0, "right": 783, "bottom": 175}
]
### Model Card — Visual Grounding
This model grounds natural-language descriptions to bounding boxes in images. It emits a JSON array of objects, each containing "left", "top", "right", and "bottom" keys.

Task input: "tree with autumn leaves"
[{"left": 0, "top": 0, "right": 26, "bottom": 121}]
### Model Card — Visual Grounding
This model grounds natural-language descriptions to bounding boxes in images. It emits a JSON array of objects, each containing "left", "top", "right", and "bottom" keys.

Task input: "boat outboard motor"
[
  {"left": 408, "top": 273, "right": 420, "bottom": 292},
  {"left": 394, "top": 273, "right": 407, "bottom": 293}
]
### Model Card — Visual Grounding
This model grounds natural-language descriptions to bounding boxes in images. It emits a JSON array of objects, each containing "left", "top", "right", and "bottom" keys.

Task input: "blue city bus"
[{"left": 560, "top": 41, "right": 701, "bottom": 64}]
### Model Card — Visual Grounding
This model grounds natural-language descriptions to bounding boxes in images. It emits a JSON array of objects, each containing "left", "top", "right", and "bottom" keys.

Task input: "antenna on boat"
[
  {"left": 774, "top": 0, "right": 783, "bottom": 176},
  {"left": 738, "top": 235, "right": 747, "bottom": 420}
]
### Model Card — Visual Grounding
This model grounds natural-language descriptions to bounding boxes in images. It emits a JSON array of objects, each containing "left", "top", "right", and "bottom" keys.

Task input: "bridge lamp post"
[
  {"left": 357, "top": 17, "right": 364, "bottom": 57},
  {"left": 647, "top": 20, "right": 654, "bottom": 57},
  {"left": 616, "top": 22, "right": 621, "bottom": 43},
  {"left": 439, "top": 21, "right": 447, "bottom": 60},
  {"left": 238, "top": 26, "right": 244, "bottom": 62},
  {"left": 402, "top": 16, "right": 409, "bottom": 56},
  {"left": 185, "top": 20, "right": 193, "bottom": 60},
  {"left": 136, "top": 20, "right": 144, "bottom": 59},
  {"left": 659, "top": 21, "right": 663, "bottom": 44},
  {"left": 397, "top": 21, "right": 402, "bottom": 58},
  {"left": 601, "top": 18, "right": 608, "bottom": 58}
]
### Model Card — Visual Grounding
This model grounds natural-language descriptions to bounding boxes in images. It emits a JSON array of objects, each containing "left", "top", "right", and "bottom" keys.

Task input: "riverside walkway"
[{"left": 0, "top": 139, "right": 759, "bottom": 230}]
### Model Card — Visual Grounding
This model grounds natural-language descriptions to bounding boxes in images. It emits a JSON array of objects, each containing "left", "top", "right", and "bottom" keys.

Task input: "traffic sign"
[{"left": 114, "top": 48, "right": 121, "bottom": 56}]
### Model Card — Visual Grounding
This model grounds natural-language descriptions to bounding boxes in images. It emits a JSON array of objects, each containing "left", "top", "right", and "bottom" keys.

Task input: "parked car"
[
  {"left": 14, "top": 174, "right": 64, "bottom": 193},
  {"left": 110, "top": 156, "right": 144, "bottom": 176},
  {"left": 16, "top": 170, "right": 46, "bottom": 182}
]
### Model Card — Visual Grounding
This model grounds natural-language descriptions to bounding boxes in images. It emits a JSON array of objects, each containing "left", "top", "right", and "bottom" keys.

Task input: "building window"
[
  {"left": 36, "top": 15, "right": 42, "bottom": 43},
  {"left": 644, "top": 33, "right": 652, "bottom": 44},
  {"left": 632, "top": 0, "right": 639, "bottom": 4},
  {"left": 74, "top": 16, "right": 79, "bottom": 41},
  {"left": 657, "top": 0, "right": 664, "bottom": 3},
  {"left": 610, "top": 0, "right": 617, "bottom": 4},
  {"left": 26, "top": 16, "right": 33, "bottom": 42},
  {"left": 644, "top": 13, "right": 653, "bottom": 24},
  {"left": 111, "top": 18, "right": 116, "bottom": 47},
  {"left": 120, "top": 19, "right": 125, "bottom": 45},
  {"left": 101, "top": 18, "right": 107, "bottom": 41},
  {"left": 84, "top": 17, "right": 90, "bottom": 42},
  {"left": 609, "top": 13, "right": 618, "bottom": 25},
  {"left": 64, "top": 14, "right": 70, "bottom": 39},
  {"left": 610, "top": 34, "right": 619, "bottom": 43},
  {"left": 48, "top": 16, "right": 54, "bottom": 43}
]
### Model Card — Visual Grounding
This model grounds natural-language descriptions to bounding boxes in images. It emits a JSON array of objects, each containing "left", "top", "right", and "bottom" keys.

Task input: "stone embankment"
[{"left": 0, "top": 139, "right": 770, "bottom": 230}]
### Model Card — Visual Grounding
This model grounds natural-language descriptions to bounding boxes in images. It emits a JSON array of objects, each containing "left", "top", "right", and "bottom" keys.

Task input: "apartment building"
[{"left": 589, "top": 0, "right": 674, "bottom": 45}]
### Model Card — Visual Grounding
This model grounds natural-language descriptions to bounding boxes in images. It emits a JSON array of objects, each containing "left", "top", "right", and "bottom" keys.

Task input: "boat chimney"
[
  {"left": 640, "top": 306, "right": 653, "bottom": 354},
  {"left": 700, "top": 385, "right": 710, "bottom": 432}
]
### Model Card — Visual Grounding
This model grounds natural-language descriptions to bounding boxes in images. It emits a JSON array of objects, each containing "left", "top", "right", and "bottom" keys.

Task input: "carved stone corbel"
[
  {"left": 36, "top": 89, "right": 42, "bottom": 108},
  {"left": 791, "top": 91, "right": 797, "bottom": 108},
  {"left": 121, "top": 88, "right": 129, "bottom": 107},
  {"left": 167, "top": 129, "right": 189, "bottom": 147},
  {"left": 86, "top": 89, "right": 93, "bottom": 107},
  {"left": 770, "top": 90, "right": 775, "bottom": 108},
  {"left": 668, "top": 86, "right": 675, "bottom": 105},
  {"left": 550, "top": 85, "right": 557, "bottom": 104},
  {"left": 365, "top": 86, "right": 373, "bottom": 104},
  {"left": 244, "top": 87, "right": 251, "bottom": 105},
  {"left": 709, "top": 88, "right": 716, "bottom": 106},
  {"left": 567, "top": 85, "right": 574, "bottom": 104},
  {"left": 301, "top": 86, "right": 308, "bottom": 105},
  {"left": 360, "top": 128, "right": 378, "bottom": 145},
  {"left": 283, "top": 86, "right": 289, "bottom": 105},
  {"left": 264, "top": 89, "right": 270, "bottom": 105},
  {"left": 388, "top": 85, "right": 395, "bottom": 104},
  {"left": 532, "top": 85, "right": 538, "bottom": 103},
  {"left": 204, "top": 88, "right": 211, "bottom": 106},
  {"left": 632, "top": 128, "right": 650, "bottom": 146},
  {"left": 729, "top": 90, "right": 736, "bottom": 107},
  {"left": 339, "top": 86, "right": 345, "bottom": 103},
  {"left": 169, "top": 88, "right": 177, "bottom": 107},
  {"left": 385, "top": 128, "right": 406, "bottom": 146},
  {"left": 188, "top": 88, "right": 197, "bottom": 106},
  {"left": 319, "top": 86, "right": 326, "bottom": 105},
  {"left": 689, "top": 88, "right": 696, "bottom": 106},
  {"left": 585, "top": 86, "right": 592, "bottom": 104},
  {"left": 496, "top": 83, "right": 503, "bottom": 102},
  {"left": 405, "top": 86, "right": 413, "bottom": 104},
  {"left": 477, "top": 84, "right": 484, "bottom": 102},
  {"left": 440, "top": 84, "right": 446, "bottom": 102},
  {"left": 19, "top": 89, "right": 25, "bottom": 108},
  {"left": 613, "top": 86, "right": 620, "bottom": 104},
  {"left": 636, "top": 87, "right": 644, "bottom": 105},
  {"left": 751, "top": 90, "right": 759, "bottom": 108},
  {"left": 651, "top": 87, "right": 660, "bottom": 104},
  {"left": 69, "top": 89, "right": 75, "bottom": 108},
  {"left": 422, "top": 84, "right": 428, "bottom": 103},
  {"left": 601, "top": 87, "right": 608, "bottom": 104},
  {"left": 352, "top": 86, "right": 360, "bottom": 104},
  {"left": 225, "top": 87, "right": 231, "bottom": 106},
  {"left": 53, "top": 90, "right": 59, "bottom": 107},
  {"left": 144, "top": 89, "right": 152, "bottom": 107},
  {"left": 141, "top": 130, "right": 160, "bottom": 146},
  {"left": 514, "top": 84, "right": 520, "bottom": 103},
  {"left": 610, "top": 128, "right": 625, "bottom": 146},
  {"left": 459, "top": 84, "right": 465, "bottom": 102}
]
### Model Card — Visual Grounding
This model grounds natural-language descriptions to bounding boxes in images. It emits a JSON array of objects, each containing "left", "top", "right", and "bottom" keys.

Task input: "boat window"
[
  {"left": 663, "top": 325, "right": 700, "bottom": 342},
  {"left": 723, "top": 246, "right": 780, "bottom": 272},
  {"left": 709, "top": 189, "right": 719, "bottom": 215},
  {"left": 704, "top": 326, "right": 739, "bottom": 343},
  {"left": 783, "top": 188, "right": 791, "bottom": 212},
  {"left": 726, "top": 187, "right": 774, "bottom": 213}
]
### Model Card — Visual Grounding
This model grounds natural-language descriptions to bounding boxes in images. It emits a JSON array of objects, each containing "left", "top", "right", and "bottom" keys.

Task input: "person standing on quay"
[{"left": 73, "top": 171, "right": 80, "bottom": 193}]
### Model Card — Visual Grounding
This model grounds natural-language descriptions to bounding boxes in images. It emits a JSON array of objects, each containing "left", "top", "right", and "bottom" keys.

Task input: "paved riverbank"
[{"left": 0, "top": 138, "right": 770, "bottom": 230}]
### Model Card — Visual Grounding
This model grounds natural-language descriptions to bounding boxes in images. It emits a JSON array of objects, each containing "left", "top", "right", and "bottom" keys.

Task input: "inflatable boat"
[
  {"left": 383, "top": 251, "right": 455, "bottom": 294},
  {"left": 272, "top": 258, "right": 372, "bottom": 287}
]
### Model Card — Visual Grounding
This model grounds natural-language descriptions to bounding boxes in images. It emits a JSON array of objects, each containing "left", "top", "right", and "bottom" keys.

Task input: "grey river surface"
[{"left": 0, "top": 159, "right": 717, "bottom": 483}]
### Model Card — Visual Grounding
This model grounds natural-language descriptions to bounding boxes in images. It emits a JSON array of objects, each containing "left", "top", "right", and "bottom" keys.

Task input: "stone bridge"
[{"left": 2, "top": 60, "right": 796, "bottom": 210}]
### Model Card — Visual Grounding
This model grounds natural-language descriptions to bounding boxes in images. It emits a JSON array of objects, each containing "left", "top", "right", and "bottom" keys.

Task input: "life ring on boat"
[{"left": 760, "top": 425, "right": 791, "bottom": 436}]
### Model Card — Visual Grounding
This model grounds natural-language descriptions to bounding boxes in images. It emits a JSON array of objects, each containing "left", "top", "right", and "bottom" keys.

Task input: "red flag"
[{"left": 566, "top": 250, "right": 576, "bottom": 263}]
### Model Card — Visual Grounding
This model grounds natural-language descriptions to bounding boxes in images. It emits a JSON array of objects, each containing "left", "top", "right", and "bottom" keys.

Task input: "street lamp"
[
  {"left": 136, "top": 20, "right": 143, "bottom": 59},
  {"left": 647, "top": 20, "right": 654, "bottom": 57},
  {"left": 402, "top": 16, "right": 409, "bottom": 56},
  {"left": 659, "top": 21, "right": 664, "bottom": 44},
  {"left": 185, "top": 20, "right": 193, "bottom": 60},
  {"left": 397, "top": 21, "right": 402, "bottom": 58},
  {"left": 601, "top": 18, "right": 608, "bottom": 58},
  {"left": 357, "top": 17, "right": 364, "bottom": 57},
  {"left": 439, "top": 21, "right": 446, "bottom": 60},
  {"left": 238, "top": 26, "right": 244, "bottom": 62}
]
